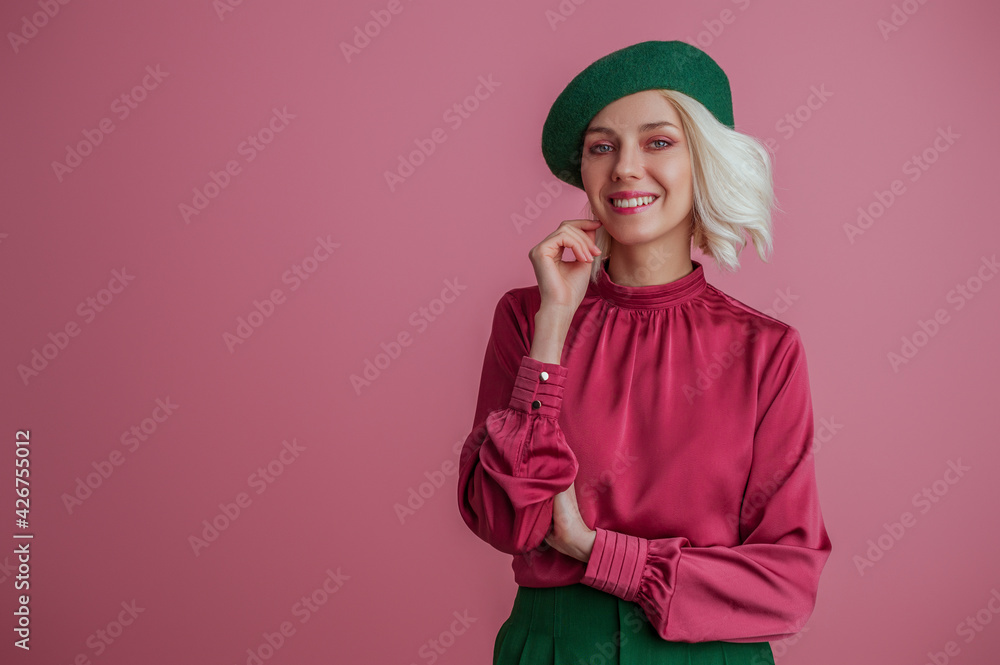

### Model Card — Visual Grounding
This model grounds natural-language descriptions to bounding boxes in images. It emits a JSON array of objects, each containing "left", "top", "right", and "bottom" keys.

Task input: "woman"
[{"left": 456, "top": 40, "right": 832, "bottom": 665}]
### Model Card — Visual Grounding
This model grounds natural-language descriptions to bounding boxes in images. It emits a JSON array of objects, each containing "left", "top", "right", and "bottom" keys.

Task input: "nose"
[{"left": 611, "top": 143, "right": 643, "bottom": 181}]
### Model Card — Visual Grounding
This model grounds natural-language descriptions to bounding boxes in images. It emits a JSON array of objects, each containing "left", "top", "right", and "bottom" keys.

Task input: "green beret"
[{"left": 541, "top": 40, "right": 734, "bottom": 190}]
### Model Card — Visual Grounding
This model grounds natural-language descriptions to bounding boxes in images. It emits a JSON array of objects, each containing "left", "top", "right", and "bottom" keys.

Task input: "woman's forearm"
[{"left": 529, "top": 306, "right": 575, "bottom": 364}]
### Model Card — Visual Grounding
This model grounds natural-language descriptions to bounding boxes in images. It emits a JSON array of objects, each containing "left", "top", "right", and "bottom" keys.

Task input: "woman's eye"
[{"left": 588, "top": 139, "right": 672, "bottom": 154}]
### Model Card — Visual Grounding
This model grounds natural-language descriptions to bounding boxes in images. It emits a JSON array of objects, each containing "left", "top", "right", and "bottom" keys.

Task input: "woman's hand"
[
  {"left": 544, "top": 481, "right": 597, "bottom": 563},
  {"left": 528, "top": 219, "right": 603, "bottom": 314}
]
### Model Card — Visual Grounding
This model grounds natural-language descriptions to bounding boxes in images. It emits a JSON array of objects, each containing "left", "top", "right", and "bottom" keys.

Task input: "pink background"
[{"left": 2, "top": 0, "right": 999, "bottom": 663}]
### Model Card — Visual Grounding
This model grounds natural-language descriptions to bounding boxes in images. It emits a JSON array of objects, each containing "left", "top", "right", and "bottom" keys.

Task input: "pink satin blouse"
[{"left": 456, "top": 258, "right": 832, "bottom": 643}]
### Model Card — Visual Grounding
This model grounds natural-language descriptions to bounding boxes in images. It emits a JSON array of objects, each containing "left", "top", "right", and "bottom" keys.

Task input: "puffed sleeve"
[
  {"left": 579, "top": 326, "right": 832, "bottom": 642},
  {"left": 456, "top": 292, "right": 579, "bottom": 555}
]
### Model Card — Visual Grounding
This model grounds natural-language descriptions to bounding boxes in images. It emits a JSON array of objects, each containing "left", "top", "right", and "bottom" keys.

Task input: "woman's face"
[{"left": 580, "top": 90, "right": 694, "bottom": 250}]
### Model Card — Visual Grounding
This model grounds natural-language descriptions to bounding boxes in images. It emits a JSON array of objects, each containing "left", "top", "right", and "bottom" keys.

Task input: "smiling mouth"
[{"left": 609, "top": 195, "right": 658, "bottom": 209}]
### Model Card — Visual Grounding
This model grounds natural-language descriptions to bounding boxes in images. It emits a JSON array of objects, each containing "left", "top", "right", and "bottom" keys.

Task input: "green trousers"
[{"left": 494, "top": 584, "right": 775, "bottom": 665}]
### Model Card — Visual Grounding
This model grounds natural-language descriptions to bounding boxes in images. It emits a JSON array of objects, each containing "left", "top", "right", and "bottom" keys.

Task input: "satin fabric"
[{"left": 458, "top": 258, "right": 832, "bottom": 644}]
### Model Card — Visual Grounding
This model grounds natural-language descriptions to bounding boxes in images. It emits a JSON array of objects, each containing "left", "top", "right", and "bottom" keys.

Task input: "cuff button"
[{"left": 531, "top": 400, "right": 542, "bottom": 410}]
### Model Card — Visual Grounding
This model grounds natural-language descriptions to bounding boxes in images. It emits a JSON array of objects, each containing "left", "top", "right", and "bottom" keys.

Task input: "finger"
[
  {"left": 561, "top": 218, "right": 603, "bottom": 229},
  {"left": 546, "top": 233, "right": 589, "bottom": 264},
  {"left": 540, "top": 228, "right": 581, "bottom": 261},
  {"left": 563, "top": 219, "right": 604, "bottom": 246},
  {"left": 555, "top": 227, "right": 598, "bottom": 263},
  {"left": 560, "top": 225, "right": 602, "bottom": 257},
  {"left": 570, "top": 238, "right": 591, "bottom": 263}
]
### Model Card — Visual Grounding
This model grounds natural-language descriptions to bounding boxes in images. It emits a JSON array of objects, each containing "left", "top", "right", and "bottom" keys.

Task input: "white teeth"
[{"left": 611, "top": 195, "right": 655, "bottom": 208}]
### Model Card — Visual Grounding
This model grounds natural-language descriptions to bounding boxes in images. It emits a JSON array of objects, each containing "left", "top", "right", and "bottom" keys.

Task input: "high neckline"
[{"left": 594, "top": 257, "right": 707, "bottom": 309}]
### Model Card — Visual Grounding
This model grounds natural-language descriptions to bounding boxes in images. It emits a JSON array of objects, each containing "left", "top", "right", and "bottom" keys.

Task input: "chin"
[{"left": 608, "top": 221, "right": 686, "bottom": 246}]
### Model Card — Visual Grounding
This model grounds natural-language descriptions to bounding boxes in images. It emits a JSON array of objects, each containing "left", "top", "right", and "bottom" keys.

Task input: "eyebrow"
[{"left": 584, "top": 121, "right": 679, "bottom": 136}]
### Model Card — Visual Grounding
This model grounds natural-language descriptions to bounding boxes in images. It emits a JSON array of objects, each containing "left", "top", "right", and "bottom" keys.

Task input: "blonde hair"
[{"left": 585, "top": 88, "right": 779, "bottom": 283}]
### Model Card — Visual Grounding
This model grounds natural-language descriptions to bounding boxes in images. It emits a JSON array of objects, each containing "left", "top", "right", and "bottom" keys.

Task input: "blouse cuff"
[
  {"left": 580, "top": 527, "right": 648, "bottom": 603},
  {"left": 508, "top": 355, "right": 568, "bottom": 418}
]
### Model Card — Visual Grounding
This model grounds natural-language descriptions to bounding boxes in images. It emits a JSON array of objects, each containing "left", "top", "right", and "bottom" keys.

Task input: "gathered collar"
[{"left": 593, "top": 257, "right": 707, "bottom": 309}]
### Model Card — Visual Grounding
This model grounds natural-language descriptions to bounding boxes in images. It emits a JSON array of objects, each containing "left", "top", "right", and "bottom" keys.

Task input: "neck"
[{"left": 606, "top": 238, "right": 694, "bottom": 287}]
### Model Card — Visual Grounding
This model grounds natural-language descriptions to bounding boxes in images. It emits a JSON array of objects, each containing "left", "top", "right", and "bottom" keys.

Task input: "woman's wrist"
[
  {"left": 578, "top": 528, "right": 597, "bottom": 562},
  {"left": 530, "top": 308, "right": 573, "bottom": 364}
]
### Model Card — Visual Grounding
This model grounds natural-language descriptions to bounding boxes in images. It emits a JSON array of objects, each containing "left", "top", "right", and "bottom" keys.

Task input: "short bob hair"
[{"left": 584, "top": 88, "right": 779, "bottom": 283}]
